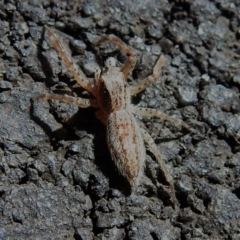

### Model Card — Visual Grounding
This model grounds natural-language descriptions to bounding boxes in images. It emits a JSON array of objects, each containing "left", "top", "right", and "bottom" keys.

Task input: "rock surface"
[{"left": 0, "top": 0, "right": 240, "bottom": 239}]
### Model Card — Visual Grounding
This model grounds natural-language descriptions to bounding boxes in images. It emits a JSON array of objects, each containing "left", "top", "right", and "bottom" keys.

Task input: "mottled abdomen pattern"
[{"left": 107, "top": 110, "right": 145, "bottom": 186}]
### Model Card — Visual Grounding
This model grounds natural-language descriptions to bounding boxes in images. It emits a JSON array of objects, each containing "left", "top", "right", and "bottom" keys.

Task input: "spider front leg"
[
  {"left": 132, "top": 107, "right": 194, "bottom": 132},
  {"left": 140, "top": 126, "right": 178, "bottom": 209},
  {"left": 129, "top": 55, "right": 165, "bottom": 96},
  {"left": 94, "top": 34, "right": 137, "bottom": 80},
  {"left": 33, "top": 93, "right": 98, "bottom": 108},
  {"left": 45, "top": 27, "right": 97, "bottom": 97}
]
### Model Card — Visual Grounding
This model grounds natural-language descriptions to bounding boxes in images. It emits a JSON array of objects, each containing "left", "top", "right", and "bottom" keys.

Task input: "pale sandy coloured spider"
[{"left": 34, "top": 27, "right": 193, "bottom": 209}]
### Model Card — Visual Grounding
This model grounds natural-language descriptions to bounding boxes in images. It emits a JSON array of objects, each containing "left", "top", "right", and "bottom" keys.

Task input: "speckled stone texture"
[{"left": 0, "top": 0, "right": 240, "bottom": 239}]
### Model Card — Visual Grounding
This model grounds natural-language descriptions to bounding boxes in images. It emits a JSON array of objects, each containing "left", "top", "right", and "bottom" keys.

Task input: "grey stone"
[
  {"left": 176, "top": 175, "right": 193, "bottom": 195},
  {"left": 200, "top": 73, "right": 210, "bottom": 85},
  {"left": 0, "top": 80, "right": 13, "bottom": 89},
  {"left": 32, "top": 98, "right": 64, "bottom": 133},
  {"left": 0, "top": 85, "right": 47, "bottom": 148},
  {"left": 76, "top": 228, "right": 94, "bottom": 240},
  {"left": 9, "top": 168, "right": 26, "bottom": 183},
  {"left": 172, "top": 56, "right": 182, "bottom": 67},
  {"left": 29, "top": 25, "right": 43, "bottom": 42},
  {"left": 233, "top": 73, "right": 240, "bottom": 85},
  {"left": 84, "top": 32, "right": 99, "bottom": 45},
  {"left": 27, "top": 168, "right": 39, "bottom": 181},
  {"left": 96, "top": 227, "right": 125, "bottom": 240},
  {"left": 18, "top": 3, "right": 48, "bottom": 24},
  {"left": 89, "top": 171, "right": 109, "bottom": 199},
  {"left": 5, "top": 66, "right": 20, "bottom": 81},
  {"left": 145, "top": 24, "right": 163, "bottom": 39},
  {"left": 41, "top": 49, "right": 62, "bottom": 77},
  {"left": 6, "top": 153, "right": 29, "bottom": 167},
  {"left": 73, "top": 169, "right": 89, "bottom": 189},
  {"left": 83, "top": 60, "right": 100, "bottom": 76},
  {"left": 159, "top": 38, "right": 173, "bottom": 53},
  {"left": 0, "top": 20, "right": 10, "bottom": 35},
  {"left": 70, "top": 39, "right": 87, "bottom": 54},
  {"left": 196, "top": 184, "right": 240, "bottom": 234},
  {"left": 68, "top": 16, "right": 94, "bottom": 30},
  {"left": 152, "top": 219, "right": 181, "bottom": 240},
  {"left": 33, "top": 160, "right": 46, "bottom": 174},
  {"left": 202, "top": 106, "right": 226, "bottom": 127},
  {"left": 95, "top": 211, "right": 125, "bottom": 229},
  {"left": 82, "top": 2, "right": 99, "bottom": 16},
  {"left": 0, "top": 92, "right": 8, "bottom": 103},
  {"left": 127, "top": 219, "right": 152, "bottom": 240},
  {"left": 179, "top": 207, "right": 195, "bottom": 223},
  {"left": 68, "top": 137, "right": 95, "bottom": 160},
  {"left": 0, "top": 185, "right": 85, "bottom": 238},
  {"left": 225, "top": 114, "right": 240, "bottom": 137},
  {"left": 62, "top": 158, "right": 77, "bottom": 176},
  {"left": 202, "top": 84, "right": 237, "bottom": 109},
  {"left": 176, "top": 86, "right": 198, "bottom": 106}
]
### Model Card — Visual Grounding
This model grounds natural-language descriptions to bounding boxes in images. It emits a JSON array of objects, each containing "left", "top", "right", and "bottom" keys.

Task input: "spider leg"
[
  {"left": 94, "top": 34, "right": 137, "bottom": 81},
  {"left": 33, "top": 93, "right": 98, "bottom": 108},
  {"left": 132, "top": 107, "right": 194, "bottom": 132},
  {"left": 129, "top": 55, "right": 165, "bottom": 95},
  {"left": 45, "top": 27, "right": 97, "bottom": 96},
  {"left": 139, "top": 126, "right": 178, "bottom": 209}
]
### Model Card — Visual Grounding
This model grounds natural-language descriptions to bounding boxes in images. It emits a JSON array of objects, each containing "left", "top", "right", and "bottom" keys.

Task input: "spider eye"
[{"left": 105, "top": 57, "right": 116, "bottom": 67}]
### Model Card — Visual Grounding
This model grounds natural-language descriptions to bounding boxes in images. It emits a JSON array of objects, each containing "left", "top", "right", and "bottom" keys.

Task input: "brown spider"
[{"left": 34, "top": 27, "right": 193, "bottom": 209}]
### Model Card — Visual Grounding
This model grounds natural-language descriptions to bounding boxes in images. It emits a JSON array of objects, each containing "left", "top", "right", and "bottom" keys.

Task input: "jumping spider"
[{"left": 34, "top": 27, "right": 193, "bottom": 209}]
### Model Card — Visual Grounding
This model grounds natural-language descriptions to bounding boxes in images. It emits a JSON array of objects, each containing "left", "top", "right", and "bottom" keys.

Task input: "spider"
[{"left": 34, "top": 27, "right": 193, "bottom": 209}]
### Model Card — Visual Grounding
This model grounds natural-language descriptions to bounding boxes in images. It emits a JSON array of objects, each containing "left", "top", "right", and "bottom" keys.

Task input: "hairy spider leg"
[
  {"left": 45, "top": 27, "right": 97, "bottom": 96},
  {"left": 129, "top": 55, "right": 165, "bottom": 95}
]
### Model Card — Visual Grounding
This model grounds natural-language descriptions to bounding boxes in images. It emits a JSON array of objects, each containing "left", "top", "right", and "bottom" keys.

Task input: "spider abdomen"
[{"left": 106, "top": 110, "right": 145, "bottom": 186}]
